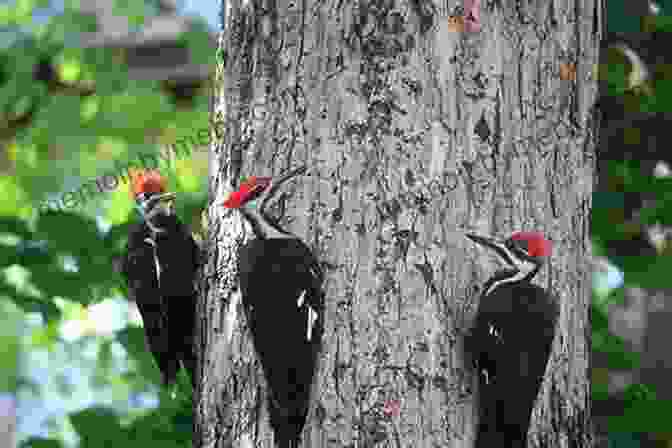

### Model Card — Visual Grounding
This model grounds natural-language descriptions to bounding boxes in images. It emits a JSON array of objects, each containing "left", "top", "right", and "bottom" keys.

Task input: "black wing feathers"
[
  {"left": 121, "top": 218, "right": 199, "bottom": 387},
  {"left": 470, "top": 282, "right": 558, "bottom": 448},
  {"left": 121, "top": 222, "right": 179, "bottom": 385},
  {"left": 236, "top": 238, "right": 325, "bottom": 448}
]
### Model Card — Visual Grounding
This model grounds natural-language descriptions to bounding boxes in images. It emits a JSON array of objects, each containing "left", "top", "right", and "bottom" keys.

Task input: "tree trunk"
[{"left": 196, "top": 0, "right": 597, "bottom": 447}]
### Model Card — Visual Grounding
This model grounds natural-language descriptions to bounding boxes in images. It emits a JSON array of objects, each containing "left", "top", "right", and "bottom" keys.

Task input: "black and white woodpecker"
[
  {"left": 222, "top": 165, "right": 325, "bottom": 448},
  {"left": 120, "top": 170, "right": 199, "bottom": 391},
  {"left": 464, "top": 231, "right": 558, "bottom": 448}
]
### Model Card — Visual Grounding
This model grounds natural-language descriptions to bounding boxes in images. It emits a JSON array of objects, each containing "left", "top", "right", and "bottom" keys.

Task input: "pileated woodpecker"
[
  {"left": 120, "top": 170, "right": 199, "bottom": 390},
  {"left": 464, "top": 231, "right": 558, "bottom": 448},
  {"left": 222, "top": 165, "right": 324, "bottom": 448}
]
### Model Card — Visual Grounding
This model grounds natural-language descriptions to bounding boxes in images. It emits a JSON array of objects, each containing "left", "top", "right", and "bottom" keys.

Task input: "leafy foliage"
[
  {"left": 1, "top": 0, "right": 209, "bottom": 446},
  {"left": 20, "top": 437, "right": 65, "bottom": 448},
  {"left": 1, "top": 0, "right": 669, "bottom": 446},
  {"left": 592, "top": 5, "right": 672, "bottom": 445}
]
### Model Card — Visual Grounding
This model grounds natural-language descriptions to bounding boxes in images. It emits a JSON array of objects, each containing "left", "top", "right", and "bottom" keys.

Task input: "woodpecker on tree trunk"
[
  {"left": 119, "top": 170, "right": 199, "bottom": 391},
  {"left": 464, "top": 232, "right": 558, "bottom": 448},
  {"left": 222, "top": 165, "right": 325, "bottom": 448}
]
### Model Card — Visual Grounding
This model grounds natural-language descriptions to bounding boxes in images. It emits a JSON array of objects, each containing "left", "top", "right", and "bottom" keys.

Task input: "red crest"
[
  {"left": 511, "top": 232, "right": 552, "bottom": 257},
  {"left": 129, "top": 169, "right": 166, "bottom": 198},
  {"left": 222, "top": 176, "right": 272, "bottom": 208}
]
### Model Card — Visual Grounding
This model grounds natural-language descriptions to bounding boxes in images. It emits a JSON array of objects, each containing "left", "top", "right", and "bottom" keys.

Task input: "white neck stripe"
[{"left": 483, "top": 258, "right": 537, "bottom": 296}]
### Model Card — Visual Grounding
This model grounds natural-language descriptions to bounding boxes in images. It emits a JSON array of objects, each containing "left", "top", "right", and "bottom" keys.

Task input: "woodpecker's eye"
[
  {"left": 249, "top": 184, "right": 267, "bottom": 200},
  {"left": 507, "top": 238, "right": 529, "bottom": 256},
  {"left": 516, "top": 239, "right": 529, "bottom": 253}
]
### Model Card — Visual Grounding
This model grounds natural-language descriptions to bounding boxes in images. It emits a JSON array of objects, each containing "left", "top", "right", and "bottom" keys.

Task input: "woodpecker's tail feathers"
[
  {"left": 474, "top": 426, "right": 526, "bottom": 448},
  {"left": 156, "top": 354, "right": 180, "bottom": 387},
  {"left": 272, "top": 430, "right": 300, "bottom": 448},
  {"left": 474, "top": 411, "right": 528, "bottom": 448},
  {"left": 268, "top": 395, "right": 305, "bottom": 448}
]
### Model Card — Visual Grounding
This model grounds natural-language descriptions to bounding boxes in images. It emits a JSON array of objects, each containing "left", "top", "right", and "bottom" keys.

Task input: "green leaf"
[
  {"left": 92, "top": 339, "right": 113, "bottom": 388},
  {"left": 621, "top": 383, "right": 656, "bottom": 402},
  {"left": 607, "top": 0, "right": 642, "bottom": 33},
  {"left": 69, "top": 407, "right": 125, "bottom": 448},
  {"left": 29, "top": 317, "right": 60, "bottom": 349},
  {"left": 178, "top": 25, "right": 216, "bottom": 67},
  {"left": 605, "top": 432, "right": 644, "bottom": 448},
  {"left": 604, "top": 288, "right": 627, "bottom": 306},
  {"left": 0, "top": 216, "right": 32, "bottom": 240},
  {"left": 591, "top": 301, "right": 609, "bottom": 333},
  {"left": 0, "top": 302, "right": 21, "bottom": 393},
  {"left": 115, "top": 325, "right": 161, "bottom": 385},
  {"left": 592, "top": 380, "right": 610, "bottom": 402},
  {"left": 0, "top": 278, "right": 61, "bottom": 321},
  {"left": 123, "top": 401, "right": 192, "bottom": 448},
  {"left": 593, "top": 324, "right": 641, "bottom": 370},
  {"left": 35, "top": 210, "right": 102, "bottom": 255},
  {"left": 0, "top": 177, "right": 31, "bottom": 217},
  {"left": 111, "top": 0, "right": 149, "bottom": 27},
  {"left": 29, "top": 264, "right": 95, "bottom": 305},
  {"left": 104, "top": 223, "right": 132, "bottom": 253},
  {"left": 19, "top": 437, "right": 64, "bottom": 448},
  {"left": 2, "top": 240, "right": 55, "bottom": 269},
  {"left": 607, "top": 386, "right": 672, "bottom": 433}
]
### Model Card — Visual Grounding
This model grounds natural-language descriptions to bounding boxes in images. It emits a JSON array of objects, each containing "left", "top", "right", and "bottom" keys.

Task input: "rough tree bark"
[{"left": 196, "top": 0, "right": 597, "bottom": 447}]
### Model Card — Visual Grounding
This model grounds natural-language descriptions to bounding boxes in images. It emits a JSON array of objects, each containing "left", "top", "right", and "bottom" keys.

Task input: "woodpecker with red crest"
[
  {"left": 120, "top": 170, "right": 199, "bottom": 390},
  {"left": 222, "top": 165, "right": 324, "bottom": 448},
  {"left": 464, "top": 231, "right": 558, "bottom": 448}
]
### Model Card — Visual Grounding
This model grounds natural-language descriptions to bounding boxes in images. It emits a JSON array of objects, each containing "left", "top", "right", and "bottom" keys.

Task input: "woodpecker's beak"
[
  {"left": 466, "top": 233, "right": 504, "bottom": 251},
  {"left": 273, "top": 164, "right": 308, "bottom": 185},
  {"left": 139, "top": 192, "right": 176, "bottom": 228},
  {"left": 259, "top": 164, "right": 308, "bottom": 212},
  {"left": 466, "top": 233, "right": 520, "bottom": 269},
  {"left": 147, "top": 192, "right": 176, "bottom": 214}
]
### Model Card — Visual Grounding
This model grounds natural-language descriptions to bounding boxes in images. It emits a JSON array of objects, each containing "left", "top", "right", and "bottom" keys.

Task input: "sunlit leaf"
[
  {"left": 0, "top": 6, "right": 13, "bottom": 25},
  {"left": 0, "top": 177, "right": 31, "bottom": 218},
  {"left": 0, "top": 277, "right": 60, "bottom": 321},
  {"left": 80, "top": 96, "right": 100, "bottom": 122},
  {"left": 57, "top": 56, "right": 82, "bottom": 83},
  {"left": 106, "top": 188, "right": 134, "bottom": 226},
  {"left": 29, "top": 318, "right": 60, "bottom": 349}
]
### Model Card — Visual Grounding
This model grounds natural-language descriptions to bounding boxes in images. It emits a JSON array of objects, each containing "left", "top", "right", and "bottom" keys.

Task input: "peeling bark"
[{"left": 197, "top": 0, "right": 597, "bottom": 446}]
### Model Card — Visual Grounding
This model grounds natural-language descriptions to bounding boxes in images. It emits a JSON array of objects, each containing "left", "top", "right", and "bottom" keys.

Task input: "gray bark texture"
[{"left": 196, "top": 0, "right": 598, "bottom": 447}]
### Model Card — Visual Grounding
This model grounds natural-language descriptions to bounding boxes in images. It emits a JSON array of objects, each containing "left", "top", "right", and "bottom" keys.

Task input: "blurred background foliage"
[
  {"left": 1, "top": 0, "right": 671, "bottom": 447},
  {"left": 594, "top": 1, "right": 672, "bottom": 447},
  {"left": 0, "top": 0, "right": 210, "bottom": 446}
]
